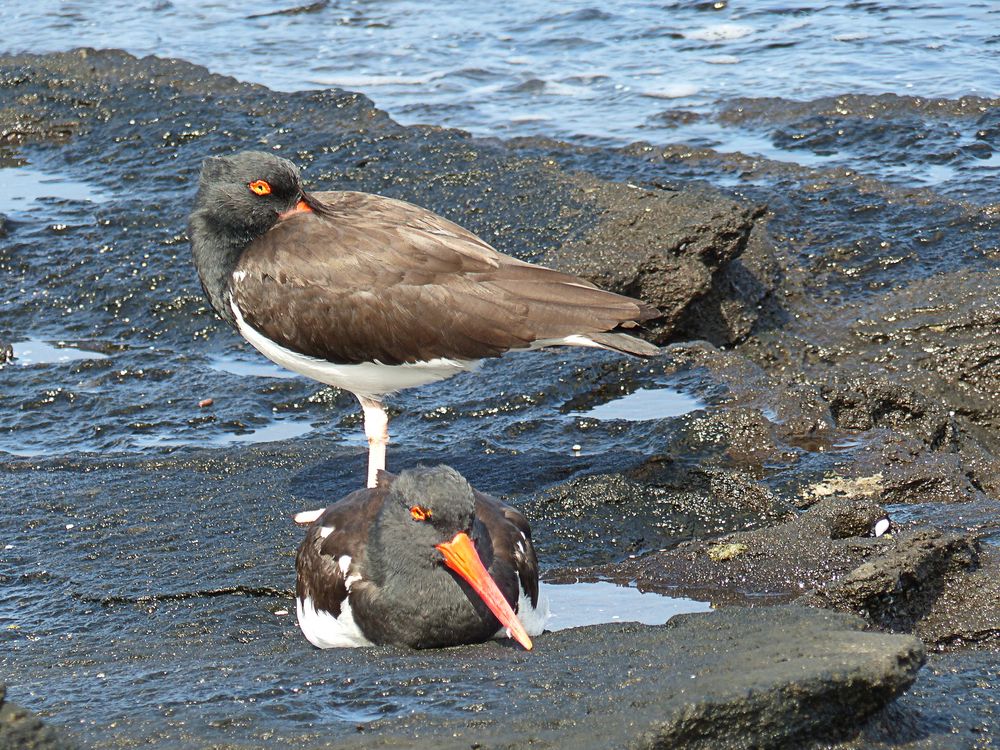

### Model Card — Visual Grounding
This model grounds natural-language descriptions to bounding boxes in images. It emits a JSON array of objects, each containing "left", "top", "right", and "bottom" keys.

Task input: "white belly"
[{"left": 231, "top": 299, "right": 478, "bottom": 399}]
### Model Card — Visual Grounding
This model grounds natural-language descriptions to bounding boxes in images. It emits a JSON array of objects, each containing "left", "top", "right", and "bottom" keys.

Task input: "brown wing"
[
  {"left": 231, "top": 191, "right": 657, "bottom": 366},
  {"left": 295, "top": 485, "right": 384, "bottom": 618}
]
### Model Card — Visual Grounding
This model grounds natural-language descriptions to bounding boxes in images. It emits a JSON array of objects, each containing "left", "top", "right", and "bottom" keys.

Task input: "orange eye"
[
  {"left": 248, "top": 180, "right": 272, "bottom": 196},
  {"left": 410, "top": 505, "right": 432, "bottom": 522}
]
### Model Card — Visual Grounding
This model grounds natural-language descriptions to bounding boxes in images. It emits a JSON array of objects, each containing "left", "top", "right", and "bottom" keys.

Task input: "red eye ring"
[
  {"left": 248, "top": 180, "right": 272, "bottom": 196},
  {"left": 410, "top": 505, "right": 432, "bottom": 522}
]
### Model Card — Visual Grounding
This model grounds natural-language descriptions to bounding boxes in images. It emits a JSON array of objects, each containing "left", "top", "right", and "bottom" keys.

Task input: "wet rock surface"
[
  {"left": 0, "top": 685, "right": 75, "bottom": 750},
  {"left": 320, "top": 608, "right": 925, "bottom": 750},
  {"left": 1, "top": 49, "right": 999, "bottom": 748}
]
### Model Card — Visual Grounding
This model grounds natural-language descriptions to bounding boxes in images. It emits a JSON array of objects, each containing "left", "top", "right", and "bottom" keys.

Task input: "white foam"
[
  {"left": 642, "top": 83, "right": 700, "bottom": 99},
  {"left": 705, "top": 55, "right": 740, "bottom": 65},
  {"left": 685, "top": 24, "right": 754, "bottom": 42},
  {"left": 834, "top": 31, "right": 871, "bottom": 42},
  {"left": 311, "top": 72, "right": 446, "bottom": 87}
]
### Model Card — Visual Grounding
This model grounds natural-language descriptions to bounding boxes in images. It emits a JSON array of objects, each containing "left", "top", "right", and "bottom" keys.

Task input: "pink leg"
[{"left": 359, "top": 396, "right": 389, "bottom": 489}]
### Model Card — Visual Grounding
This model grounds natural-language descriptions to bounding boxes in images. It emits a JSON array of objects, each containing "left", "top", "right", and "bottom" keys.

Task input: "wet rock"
[
  {"left": 327, "top": 607, "right": 924, "bottom": 750},
  {"left": 661, "top": 406, "right": 794, "bottom": 466},
  {"left": 522, "top": 465, "right": 793, "bottom": 568},
  {"left": 563, "top": 341, "right": 836, "bottom": 468},
  {"left": 660, "top": 342, "right": 836, "bottom": 447},
  {"left": 718, "top": 93, "right": 1000, "bottom": 180},
  {"left": 556, "top": 495, "right": 892, "bottom": 605},
  {"left": 246, "top": 0, "right": 329, "bottom": 19},
  {"left": 719, "top": 93, "right": 1000, "bottom": 124},
  {"left": 916, "top": 546, "right": 1000, "bottom": 650},
  {"left": 0, "top": 441, "right": 928, "bottom": 749},
  {"left": 543, "top": 174, "right": 770, "bottom": 344},
  {"left": 797, "top": 529, "right": 978, "bottom": 633},
  {"left": 674, "top": 214, "right": 783, "bottom": 345},
  {"left": 843, "top": 648, "right": 1000, "bottom": 750},
  {"left": 821, "top": 372, "right": 958, "bottom": 450},
  {"left": 856, "top": 439, "right": 989, "bottom": 506},
  {"left": 0, "top": 685, "right": 75, "bottom": 750}
]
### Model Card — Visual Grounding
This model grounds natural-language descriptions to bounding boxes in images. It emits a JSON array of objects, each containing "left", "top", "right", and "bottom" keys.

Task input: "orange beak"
[
  {"left": 435, "top": 532, "right": 533, "bottom": 651},
  {"left": 278, "top": 198, "right": 313, "bottom": 221}
]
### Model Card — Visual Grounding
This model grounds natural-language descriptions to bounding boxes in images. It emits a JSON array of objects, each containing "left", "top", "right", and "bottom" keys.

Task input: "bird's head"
[
  {"left": 377, "top": 465, "right": 534, "bottom": 650},
  {"left": 193, "top": 151, "right": 319, "bottom": 236}
]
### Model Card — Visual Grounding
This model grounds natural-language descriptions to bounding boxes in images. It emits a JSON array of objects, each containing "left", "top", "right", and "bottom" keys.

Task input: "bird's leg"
[
  {"left": 359, "top": 396, "right": 389, "bottom": 489},
  {"left": 291, "top": 396, "right": 389, "bottom": 524}
]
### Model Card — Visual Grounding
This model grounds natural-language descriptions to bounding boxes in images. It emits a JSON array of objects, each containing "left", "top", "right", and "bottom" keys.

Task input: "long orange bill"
[
  {"left": 435, "top": 531, "right": 533, "bottom": 651},
  {"left": 277, "top": 198, "right": 314, "bottom": 221}
]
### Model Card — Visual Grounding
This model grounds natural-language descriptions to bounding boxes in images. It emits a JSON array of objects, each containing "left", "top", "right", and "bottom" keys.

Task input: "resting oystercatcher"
[
  {"left": 189, "top": 151, "right": 659, "bottom": 488},
  {"left": 295, "top": 465, "right": 547, "bottom": 649}
]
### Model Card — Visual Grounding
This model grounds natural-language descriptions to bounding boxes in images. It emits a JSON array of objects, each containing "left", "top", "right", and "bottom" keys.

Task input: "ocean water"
[{"left": 2, "top": 0, "right": 996, "bottom": 155}]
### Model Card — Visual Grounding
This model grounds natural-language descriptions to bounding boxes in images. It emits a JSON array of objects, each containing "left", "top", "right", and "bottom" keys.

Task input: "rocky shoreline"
[{"left": 1, "top": 49, "right": 998, "bottom": 748}]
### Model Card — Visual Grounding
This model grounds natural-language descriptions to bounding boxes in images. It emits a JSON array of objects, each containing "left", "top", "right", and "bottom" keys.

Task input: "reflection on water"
[
  {"left": 209, "top": 354, "right": 296, "bottom": 380},
  {"left": 10, "top": 339, "right": 110, "bottom": 366},
  {"left": 572, "top": 387, "right": 703, "bottom": 423},
  {"left": 0, "top": 166, "right": 109, "bottom": 215},
  {"left": 134, "top": 417, "right": 315, "bottom": 449},
  {"left": 542, "top": 580, "right": 711, "bottom": 631}
]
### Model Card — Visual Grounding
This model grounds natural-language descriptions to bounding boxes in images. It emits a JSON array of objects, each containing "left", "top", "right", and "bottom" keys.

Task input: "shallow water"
[
  {"left": 0, "top": 165, "right": 109, "bottom": 215},
  {"left": 543, "top": 580, "right": 711, "bottom": 630},
  {"left": 9, "top": 339, "right": 110, "bottom": 367},
  {"left": 572, "top": 387, "right": 704, "bottom": 423}
]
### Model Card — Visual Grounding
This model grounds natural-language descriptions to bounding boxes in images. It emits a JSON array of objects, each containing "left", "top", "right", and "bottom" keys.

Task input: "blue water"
[{"left": 1, "top": 1, "right": 995, "bottom": 153}]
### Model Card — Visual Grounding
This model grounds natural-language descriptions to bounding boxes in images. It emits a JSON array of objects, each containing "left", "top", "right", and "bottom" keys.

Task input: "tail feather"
[
  {"left": 532, "top": 332, "right": 661, "bottom": 357},
  {"left": 586, "top": 331, "right": 661, "bottom": 357}
]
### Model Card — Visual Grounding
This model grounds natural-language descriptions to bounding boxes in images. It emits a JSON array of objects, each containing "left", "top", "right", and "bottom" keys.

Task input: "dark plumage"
[
  {"left": 295, "top": 466, "right": 546, "bottom": 649},
  {"left": 188, "top": 151, "right": 660, "bottom": 487}
]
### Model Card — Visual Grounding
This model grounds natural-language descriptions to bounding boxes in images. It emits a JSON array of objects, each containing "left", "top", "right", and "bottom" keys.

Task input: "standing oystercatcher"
[
  {"left": 295, "top": 465, "right": 547, "bottom": 649},
  {"left": 189, "top": 151, "right": 659, "bottom": 488}
]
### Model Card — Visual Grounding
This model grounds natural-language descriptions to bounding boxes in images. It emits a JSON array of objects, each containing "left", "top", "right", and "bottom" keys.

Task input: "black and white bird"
[
  {"left": 295, "top": 465, "right": 547, "bottom": 650},
  {"left": 189, "top": 151, "right": 659, "bottom": 489}
]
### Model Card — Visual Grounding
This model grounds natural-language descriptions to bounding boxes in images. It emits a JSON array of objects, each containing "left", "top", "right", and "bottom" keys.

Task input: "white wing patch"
[
  {"left": 337, "top": 555, "right": 352, "bottom": 577},
  {"left": 493, "top": 583, "right": 549, "bottom": 641},
  {"left": 336, "top": 554, "right": 364, "bottom": 592},
  {"left": 296, "top": 595, "right": 373, "bottom": 649},
  {"left": 293, "top": 508, "right": 325, "bottom": 525},
  {"left": 530, "top": 334, "right": 604, "bottom": 350}
]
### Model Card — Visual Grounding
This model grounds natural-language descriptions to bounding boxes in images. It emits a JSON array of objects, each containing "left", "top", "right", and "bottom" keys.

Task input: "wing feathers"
[{"left": 233, "top": 191, "right": 658, "bottom": 365}]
